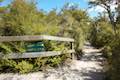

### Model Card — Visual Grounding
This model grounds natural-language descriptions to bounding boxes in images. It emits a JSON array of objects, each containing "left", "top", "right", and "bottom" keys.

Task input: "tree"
[
  {"left": 90, "top": 15, "right": 114, "bottom": 47},
  {"left": 116, "top": 0, "right": 120, "bottom": 24},
  {"left": 89, "top": 0, "right": 119, "bottom": 35}
]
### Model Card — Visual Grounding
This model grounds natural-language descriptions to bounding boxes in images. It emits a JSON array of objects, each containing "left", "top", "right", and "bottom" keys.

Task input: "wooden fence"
[{"left": 0, "top": 35, "right": 75, "bottom": 59}]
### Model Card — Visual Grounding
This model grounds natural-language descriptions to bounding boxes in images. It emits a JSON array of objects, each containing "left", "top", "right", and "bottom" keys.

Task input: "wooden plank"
[
  {"left": 0, "top": 50, "right": 75, "bottom": 59},
  {"left": 70, "top": 42, "right": 75, "bottom": 59},
  {"left": 0, "top": 35, "right": 74, "bottom": 42}
]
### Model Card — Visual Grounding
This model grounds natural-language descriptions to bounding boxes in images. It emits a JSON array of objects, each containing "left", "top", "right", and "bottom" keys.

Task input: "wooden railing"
[{"left": 0, "top": 35, "right": 75, "bottom": 59}]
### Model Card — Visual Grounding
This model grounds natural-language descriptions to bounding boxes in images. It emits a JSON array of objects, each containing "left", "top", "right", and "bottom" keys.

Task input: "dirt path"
[{"left": 0, "top": 42, "right": 105, "bottom": 80}]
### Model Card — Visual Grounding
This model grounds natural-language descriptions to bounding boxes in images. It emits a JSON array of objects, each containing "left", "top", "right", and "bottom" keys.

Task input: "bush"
[
  {"left": 109, "top": 38, "right": 120, "bottom": 80},
  {"left": 0, "top": 53, "right": 71, "bottom": 73},
  {"left": 0, "top": 42, "right": 26, "bottom": 54},
  {"left": 102, "top": 45, "right": 112, "bottom": 59},
  {"left": 0, "top": 0, "right": 90, "bottom": 74},
  {"left": 0, "top": 59, "right": 16, "bottom": 72},
  {"left": 47, "top": 56, "right": 62, "bottom": 67},
  {"left": 90, "top": 22, "right": 114, "bottom": 48},
  {"left": 15, "top": 61, "right": 33, "bottom": 73},
  {"left": 101, "top": 37, "right": 120, "bottom": 80},
  {"left": 89, "top": 17, "right": 120, "bottom": 80},
  {"left": 33, "top": 57, "right": 48, "bottom": 71},
  {"left": 0, "top": 38, "right": 73, "bottom": 73}
]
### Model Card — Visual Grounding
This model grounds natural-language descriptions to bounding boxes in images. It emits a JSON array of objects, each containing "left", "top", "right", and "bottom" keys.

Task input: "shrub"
[
  {"left": 109, "top": 38, "right": 120, "bottom": 80},
  {"left": 89, "top": 17, "right": 120, "bottom": 80},
  {"left": 102, "top": 45, "right": 112, "bottom": 59},
  {"left": 0, "top": 0, "right": 89, "bottom": 74},
  {"left": 0, "top": 42, "right": 26, "bottom": 55},
  {"left": 15, "top": 61, "right": 33, "bottom": 73},
  {"left": 90, "top": 22, "right": 114, "bottom": 48},
  {"left": 0, "top": 43, "right": 12, "bottom": 54},
  {"left": 101, "top": 37, "right": 120, "bottom": 80},
  {"left": 0, "top": 59, "right": 16, "bottom": 72},
  {"left": 47, "top": 56, "right": 62, "bottom": 67},
  {"left": 0, "top": 52, "right": 71, "bottom": 73},
  {"left": 33, "top": 57, "right": 48, "bottom": 71}
]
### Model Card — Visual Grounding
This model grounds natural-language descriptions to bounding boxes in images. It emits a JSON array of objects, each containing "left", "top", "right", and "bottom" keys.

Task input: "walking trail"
[{"left": 0, "top": 42, "right": 105, "bottom": 80}]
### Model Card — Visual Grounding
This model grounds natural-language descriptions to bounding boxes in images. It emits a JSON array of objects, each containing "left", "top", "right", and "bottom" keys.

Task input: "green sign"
[{"left": 25, "top": 42, "right": 45, "bottom": 52}]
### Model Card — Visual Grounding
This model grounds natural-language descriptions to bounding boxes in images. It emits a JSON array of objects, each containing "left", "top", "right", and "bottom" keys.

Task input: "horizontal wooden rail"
[
  {"left": 0, "top": 50, "right": 75, "bottom": 59},
  {"left": 0, "top": 35, "right": 75, "bottom": 59},
  {"left": 0, "top": 35, "right": 74, "bottom": 42}
]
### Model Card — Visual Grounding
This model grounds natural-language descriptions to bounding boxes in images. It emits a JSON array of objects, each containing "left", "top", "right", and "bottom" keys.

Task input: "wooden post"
[{"left": 70, "top": 42, "right": 74, "bottom": 60}]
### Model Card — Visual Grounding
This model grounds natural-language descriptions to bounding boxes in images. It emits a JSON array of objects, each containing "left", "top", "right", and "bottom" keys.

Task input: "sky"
[{"left": 0, "top": 0, "right": 99, "bottom": 17}]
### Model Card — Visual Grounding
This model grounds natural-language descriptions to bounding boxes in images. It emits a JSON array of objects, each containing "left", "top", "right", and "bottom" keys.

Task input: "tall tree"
[{"left": 89, "top": 0, "right": 118, "bottom": 35}]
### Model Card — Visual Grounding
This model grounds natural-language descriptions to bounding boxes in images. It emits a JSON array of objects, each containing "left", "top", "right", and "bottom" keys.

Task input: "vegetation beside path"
[
  {"left": 0, "top": 0, "right": 120, "bottom": 80},
  {"left": 0, "top": 0, "right": 90, "bottom": 73},
  {"left": 0, "top": 43, "right": 105, "bottom": 80}
]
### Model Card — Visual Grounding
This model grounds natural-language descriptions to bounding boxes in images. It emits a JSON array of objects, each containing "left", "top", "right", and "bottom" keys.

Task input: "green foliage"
[
  {"left": 59, "top": 5, "right": 90, "bottom": 54},
  {"left": 102, "top": 46, "right": 112, "bottom": 59},
  {"left": 0, "top": 1, "right": 90, "bottom": 54},
  {"left": 0, "top": 54, "right": 70, "bottom": 73},
  {"left": 88, "top": 0, "right": 118, "bottom": 35},
  {"left": 100, "top": 37, "right": 120, "bottom": 80},
  {"left": 0, "top": 59, "right": 16, "bottom": 72},
  {"left": 34, "top": 57, "right": 48, "bottom": 69},
  {"left": 0, "top": 43, "right": 12, "bottom": 54},
  {"left": 44, "top": 41, "right": 66, "bottom": 51},
  {"left": 88, "top": 3, "right": 120, "bottom": 79},
  {"left": 106, "top": 38, "right": 120, "bottom": 80},
  {"left": 90, "top": 16, "right": 114, "bottom": 48},
  {"left": 0, "top": 1, "right": 91, "bottom": 73},
  {"left": 0, "top": 42, "right": 26, "bottom": 54},
  {"left": 48, "top": 56, "right": 62, "bottom": 67},
  {"left": 0, "top": 59, "right": 16, "bottom": 68},
  {"left": 15, "top": 61, "right": 33, "bottom": 73},
  {"left": 89, "top": 15, "right": 120, "bottom": 80}
]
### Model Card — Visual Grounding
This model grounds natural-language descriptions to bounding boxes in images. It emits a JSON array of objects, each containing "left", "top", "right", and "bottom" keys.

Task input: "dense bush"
[
  {"left": 90, "top": 15, "right": 120, "bottom": 80},
  {"left": 110, "top": 39, "right": 120, "bottom": 80},
  {"left": 0, "top": 0, "right": 90, "bottom": 73},
  {"left": 0, "top": 39, "right": 71, "bottom": 73},
  {"left": 15, "top": 61, "right": 33, "bottom": 73},
  {"left": 104, "top": 38, "right": 120, "bottom": 80},
  {"left": 90, "top": 17, "right": 114, "bottom": 48}
]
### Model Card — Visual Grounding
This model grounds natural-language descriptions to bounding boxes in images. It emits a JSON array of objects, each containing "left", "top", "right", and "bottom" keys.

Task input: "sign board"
[{"left": 25, "top": 42, "right": 45, "bottom": 52}]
